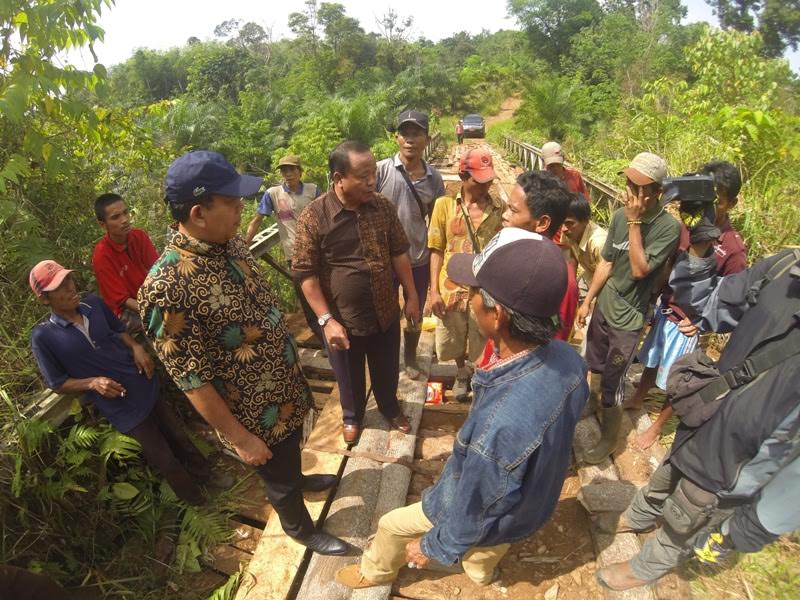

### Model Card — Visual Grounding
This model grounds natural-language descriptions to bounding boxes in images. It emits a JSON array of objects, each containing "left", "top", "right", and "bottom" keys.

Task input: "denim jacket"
[{"left": 421, "top": 340, "right": 588, "bottom": 565}]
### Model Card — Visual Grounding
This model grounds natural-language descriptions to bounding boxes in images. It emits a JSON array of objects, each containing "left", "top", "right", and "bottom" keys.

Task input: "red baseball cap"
[
  {"left": 29, "top": 260, "right": 73, "bottom": 297},
  {"left": 459, "top": 148, "right": 497, "bottom": 183}
]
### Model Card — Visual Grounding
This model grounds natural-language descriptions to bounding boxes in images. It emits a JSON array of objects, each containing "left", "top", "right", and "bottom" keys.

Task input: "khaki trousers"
[{"left": 361, "top": 501, "right": 510, "bottom": 585}]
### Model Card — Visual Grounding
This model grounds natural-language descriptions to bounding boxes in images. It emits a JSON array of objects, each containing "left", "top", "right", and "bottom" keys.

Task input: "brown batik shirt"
[
  {"left": 292, "top": 190, "right": 410, "bottom": 336},
  {"left": 138, "top": 228, "right": 312, "bottom": 447}
]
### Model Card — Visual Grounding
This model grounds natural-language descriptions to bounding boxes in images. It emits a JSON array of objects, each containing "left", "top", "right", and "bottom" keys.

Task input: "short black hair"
[
  {"left": 329, "top": 141, "right": 371, "bottom": 178},
  {"left": 480, "top": 290, "right": 556, "bottom": 346},
  {"left": 94, "top": 193, "right": 124, "bottom": 221},
  {"left": 566, "top": 192, "right": 591, "bottom": 222},
  {"left": 168, "top": 194, "right": 214, "bottom": 223},
  {"left": 516, "top": 170, "right": 571, "bottom": 238},
  {"left": 697, "top": 160, "right": 742, "bottom": 202}
]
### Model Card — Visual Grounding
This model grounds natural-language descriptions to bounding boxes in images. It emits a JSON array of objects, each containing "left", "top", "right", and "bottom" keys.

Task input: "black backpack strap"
[
  {"left": 396, "top": 162, "right": 431, "bottom": 222},
  {"left": 698, "top": 328, "right": 800, "bottom": 404},
  {"left": 746, "top": 249, "right": 800, "bottom": 304}
]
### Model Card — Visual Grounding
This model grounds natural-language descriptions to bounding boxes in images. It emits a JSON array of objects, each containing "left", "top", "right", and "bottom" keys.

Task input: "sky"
[{"left": 68, "top": 0, "right": 798, "bottom": 71}]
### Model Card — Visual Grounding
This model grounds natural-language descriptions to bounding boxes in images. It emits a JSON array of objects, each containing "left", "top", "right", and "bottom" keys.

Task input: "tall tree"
[
  {"left": 507, "top": 0, "right": 602, "bottom": 66},
  {"left": 707, "top": 0, "right": 800, "bottom": 57}
]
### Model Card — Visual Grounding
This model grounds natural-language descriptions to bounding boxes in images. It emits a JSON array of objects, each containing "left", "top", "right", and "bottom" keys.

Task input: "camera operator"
[{"left": 595, "top": 209, "right": 800, "bottom": 590}]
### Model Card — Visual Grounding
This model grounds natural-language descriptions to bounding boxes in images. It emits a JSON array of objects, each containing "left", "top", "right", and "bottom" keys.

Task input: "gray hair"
[{"left": 479, "top": 289, "right": 557, "bottom": 346}]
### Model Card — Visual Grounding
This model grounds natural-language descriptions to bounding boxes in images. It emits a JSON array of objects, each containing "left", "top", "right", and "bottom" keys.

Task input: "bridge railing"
[
  {"left": 502, "top": 135, "right": 622, "bottom": 211},
  {"left": 423, "top": 131, "right": 443, "bottom": 162}
]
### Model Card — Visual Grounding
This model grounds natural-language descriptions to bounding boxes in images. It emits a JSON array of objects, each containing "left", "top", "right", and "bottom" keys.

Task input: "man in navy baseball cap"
[{"left": 165, "top": 150, "right": 263, "bottom": 206}]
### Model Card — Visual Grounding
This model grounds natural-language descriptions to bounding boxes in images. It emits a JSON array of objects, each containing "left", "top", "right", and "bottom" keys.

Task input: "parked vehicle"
[{"left": 461, "top": 114, "right": 486, "bottom": 138}]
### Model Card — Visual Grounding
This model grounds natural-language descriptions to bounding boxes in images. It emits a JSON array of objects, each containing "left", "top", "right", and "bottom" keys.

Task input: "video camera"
[{"left": 661, "top": 174, "right": 720, "bottom": 243}]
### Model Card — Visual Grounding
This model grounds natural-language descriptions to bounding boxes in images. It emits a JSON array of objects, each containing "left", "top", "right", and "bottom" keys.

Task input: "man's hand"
[
  {"left": 677, "top": 316, "right": 699, "bottom": 337},
  {"left": 405, "top": 538, "right": 430, "bottom": 569},
  {"left": 624, "top": 183, "right": 647, "bottom": 222},
  {"left": 430, "top": 291, "right": 446, "bottom": 319},
  {"left": 324, "top": 318, "right": 350, "bottom": 351},
  {"left": 404, "top": 294, "right": 421, "bottom": 327},
  {"left": 91, "top": 377, "right": 126, "bottom": 399},
  {"left": 576, "top": 301, "right": 592, "bottom": 329},
  {"left": 131, "top": 344, "right": 155, "bottom": 379},
  {"left": 232, "top": 431, "right": 273, "bottom": 466}
]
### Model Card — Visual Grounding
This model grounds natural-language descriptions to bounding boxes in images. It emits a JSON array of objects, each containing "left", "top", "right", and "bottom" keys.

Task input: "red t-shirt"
[
  {"left": 557, "top": 261, "right": 579, "bottom": 341},
  {"left": 92, "top": 228, "right": 158, "bottom": 316}
]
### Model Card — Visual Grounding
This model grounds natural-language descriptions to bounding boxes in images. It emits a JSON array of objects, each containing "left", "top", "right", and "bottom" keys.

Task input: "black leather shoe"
[
  {"left": 302, "top": 474, "right": 339, "bottom": 493},
  {"left": 297, "top": 532, "right": 349, "bottom": 555}
]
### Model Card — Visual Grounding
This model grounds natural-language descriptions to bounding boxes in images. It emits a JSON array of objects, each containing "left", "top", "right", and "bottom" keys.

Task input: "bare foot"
[{"left": 634, "top": 428, "right": 659, "bottom": 450}]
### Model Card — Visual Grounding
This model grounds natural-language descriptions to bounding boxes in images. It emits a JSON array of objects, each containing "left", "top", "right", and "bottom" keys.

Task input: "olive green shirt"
[{"left": 597, "top": 206, "right": 681, "bottom": 331}]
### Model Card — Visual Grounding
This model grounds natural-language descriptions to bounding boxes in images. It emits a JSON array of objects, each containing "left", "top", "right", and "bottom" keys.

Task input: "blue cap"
[{"left": 164, "top": 150, "right": 263, "bottom": 204}]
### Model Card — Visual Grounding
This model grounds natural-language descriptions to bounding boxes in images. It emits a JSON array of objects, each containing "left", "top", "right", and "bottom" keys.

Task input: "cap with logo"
[
  {"left": 446, "top": 227, "right": 567, "bottom": 317},
  {"left": 541, "top": 141, "right": 565, "bottom": 166},
  {"left": 278, "top": 154, "right": 302, "bottom": 168},
  {"left": 396, "top": 110, "right": 429, "bottom": 132},
  {"left": 164, "top": 150, "right": 264, "bottom": 205},
  {"left": 29, "top": 260, "right": 73, "bottom": 297},
  {"left": 459, "top": 148, "right": 497, "bottom": 184},
  {"left": 620, "top": 152, "right": 668, "bottom": 186}
]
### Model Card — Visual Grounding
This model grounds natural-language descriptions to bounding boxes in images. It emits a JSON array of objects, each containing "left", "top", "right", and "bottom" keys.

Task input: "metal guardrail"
[
  {"left": 423, "top": 131, "right": 443, "bottom": 162},
  {"left": 502, "top": 135, "right": 622, "bottom": 210}
]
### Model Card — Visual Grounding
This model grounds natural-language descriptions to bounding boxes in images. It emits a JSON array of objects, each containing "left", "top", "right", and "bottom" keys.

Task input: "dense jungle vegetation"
[{"left": 1, "top": 0, "right": 799, "bottom": 597}]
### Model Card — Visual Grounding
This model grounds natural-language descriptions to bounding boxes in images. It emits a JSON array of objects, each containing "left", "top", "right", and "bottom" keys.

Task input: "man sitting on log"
[
  {"left": 29, "top": 260, "right": 212, "bottom": 505},
  {"left": 335, "top": 228, "right": 588, "bottom": 589}
]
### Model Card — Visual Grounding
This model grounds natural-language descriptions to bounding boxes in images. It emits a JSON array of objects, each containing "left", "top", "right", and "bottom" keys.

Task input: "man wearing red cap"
[
  {"left": 428, "top": 148, "right": 504, "bottom": 401},
  {"left": 29, "top": 260, "right": 210, "bottom": 505},
  {"left": 576, "top": 152, "right": 681, "bottom": 464},
  {"left": 335, "top": 228, "right": 588, "bottom": 590}
]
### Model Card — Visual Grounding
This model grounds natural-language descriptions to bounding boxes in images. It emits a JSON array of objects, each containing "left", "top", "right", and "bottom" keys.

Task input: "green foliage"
[
  {"left": 708, "top": 0, "right": 800, "bottom": 58},
  {"left": 207, "top": 571, "right": 242, "bottom": 600}
]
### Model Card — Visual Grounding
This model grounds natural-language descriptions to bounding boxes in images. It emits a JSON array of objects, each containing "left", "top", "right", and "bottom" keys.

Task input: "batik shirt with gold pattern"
[{"left": 138, "top": 229, "right": 312, "bottom": 447}]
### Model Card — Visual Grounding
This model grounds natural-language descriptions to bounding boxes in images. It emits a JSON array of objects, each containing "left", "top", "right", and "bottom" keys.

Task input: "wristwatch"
[{"left": 317, "top": 313, "right": 333, "bottom": 327}]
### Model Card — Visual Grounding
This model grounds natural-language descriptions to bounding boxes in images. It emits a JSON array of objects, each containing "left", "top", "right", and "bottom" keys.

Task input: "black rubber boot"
[
  {"left": 403, "top": 330, "right": 422, "bottom": 380},
  {"left": 584, "top": 406, "right": 623, "bottom": 464}
]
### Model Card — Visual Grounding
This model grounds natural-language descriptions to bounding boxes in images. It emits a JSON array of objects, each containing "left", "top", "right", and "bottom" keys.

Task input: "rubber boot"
[
  {"left": 403, "top": 330, "right": 422, "bottom": 380},
  {"left": 584, "top": 406, "right": 623, "bottom": 464},
  {"left": 582, "top": 372, "right": 602, "bottom": 418}
]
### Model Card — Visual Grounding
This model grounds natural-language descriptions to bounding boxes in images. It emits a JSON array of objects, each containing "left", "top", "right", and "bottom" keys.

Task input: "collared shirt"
[
  {"left": 31, "top": 294, "right": 158, "bottom": 432},
  {"left": 138, "top": 229, "right": 312, "bottom": 447},
  {"left": 292, "top": 191, "right": 411, "bottom": 336},
  {"left": 376, "top": 154, "right": 445, "bottom": 267},
  {"left": 258, "top": 182, "right": 321, "bottom": 258},
  {"left": 427, "top": 192, "right": 504, "bottom": 311},
  {"left": 567, "top": 220, "right": 608, "bottom": 287},
  {"left": 420, "top": 340, "right": 588, "bottom": 564},
  {"left": 598, "top": 206, "right": 681, "bottom": 331},
  {"left": 92, "top": 228, "right": 159, "bottom": 316}
]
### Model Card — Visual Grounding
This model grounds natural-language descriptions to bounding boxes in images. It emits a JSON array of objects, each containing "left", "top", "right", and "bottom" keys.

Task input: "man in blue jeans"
[{"left": 335, "top": 228, "right": 588, "bottom": 588}]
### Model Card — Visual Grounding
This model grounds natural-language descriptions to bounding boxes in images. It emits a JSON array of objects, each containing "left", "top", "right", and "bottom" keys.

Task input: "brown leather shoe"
[
  {"left": 343, "top": 423, "right": 361, "bottom": 444},
  {"left": 389, "top": 414, "right": 411, "bottom": 434},
  {"left": 335, "top": 564, "right": 379, "bottom": 589},
  {"left": 596, "top": 561, "right": 653, "bottom": 591}
]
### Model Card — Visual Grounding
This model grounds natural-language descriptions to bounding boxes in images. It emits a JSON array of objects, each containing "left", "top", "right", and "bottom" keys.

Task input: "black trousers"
[
  {"left": 126, "top": 398, "right": 208, "bottom": 504},
  {"left": 254, "top": 428, "right": 315, "bottom": 539},
  {"left": 585, "top": 305, "right": 642, "bottom": 408},
  {"left": 326, "top": 319, "right": 402, "bottom": 426}
]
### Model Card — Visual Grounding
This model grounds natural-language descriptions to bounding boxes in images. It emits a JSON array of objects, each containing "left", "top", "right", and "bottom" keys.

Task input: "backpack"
[{"left": 667, "top": 249, "right": 800, "bottom": 428}]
